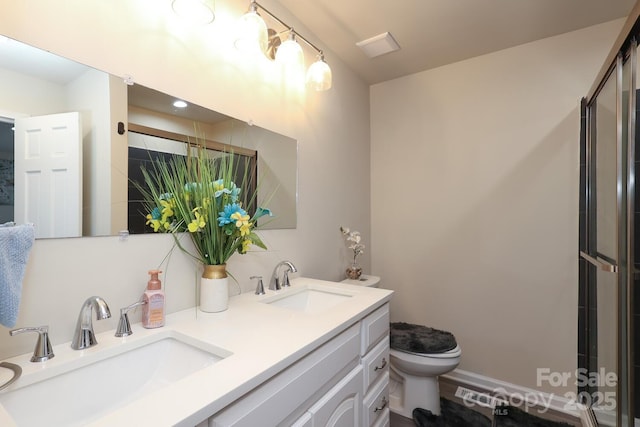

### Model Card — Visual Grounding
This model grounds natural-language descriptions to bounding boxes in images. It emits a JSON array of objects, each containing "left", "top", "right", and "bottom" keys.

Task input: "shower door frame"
[{"left": 580, "top": 8, "right": 640, "bottom": 424}]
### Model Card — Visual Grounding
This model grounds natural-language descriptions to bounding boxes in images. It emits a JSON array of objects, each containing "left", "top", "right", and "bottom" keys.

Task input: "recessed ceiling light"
[
  {"left": 356, "top": 32, "right": 400, "bottom": 59},
  {"left": 173, "top": 100, "right": 188, "bottom": 108},
  {"left": 171, "top": 0, "right": 215, "bottom": 25}
]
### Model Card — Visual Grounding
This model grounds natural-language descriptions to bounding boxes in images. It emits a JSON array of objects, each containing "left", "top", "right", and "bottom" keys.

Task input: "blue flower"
[
  {"left": 254, "top": 207, "right": 272, "bottom": 220},
  {"left": 212, "top": 179, "right": 240, "bottom": 202},
  {"left": 150, "top": 207, "right": 161, "bottom": 220},
  {"left": 218, "top": 203, "right": 247, "bottom": 226}
]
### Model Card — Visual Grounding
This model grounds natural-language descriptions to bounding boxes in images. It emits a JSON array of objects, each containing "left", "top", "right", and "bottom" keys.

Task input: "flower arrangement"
[
  {"left": 139, "top": 144, "right": 271, "bottom": 266},
  {"left": 340, "top": 226, "right": 364, "bottom": 279}
]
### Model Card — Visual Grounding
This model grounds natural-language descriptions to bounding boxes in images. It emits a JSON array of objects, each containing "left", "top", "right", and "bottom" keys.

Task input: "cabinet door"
[
  {"left": 291, "top": 412, "right": 312, "bottom": 427},
  {"left": 309, "top": 366, "right": 363, "bottom": 427}
]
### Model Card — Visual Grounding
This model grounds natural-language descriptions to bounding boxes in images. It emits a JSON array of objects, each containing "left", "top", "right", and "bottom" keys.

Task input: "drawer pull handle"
[
  {"left": 374, "top": 396, "right": 388, "bottom": 413},
  {"left": 374, "top": 357, "right": 387, "bottom": 371}
]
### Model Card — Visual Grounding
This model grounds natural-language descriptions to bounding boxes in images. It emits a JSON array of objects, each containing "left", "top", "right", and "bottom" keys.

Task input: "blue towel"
[{"left": 0, "top": 222, "right": 35, "bottom": 328}]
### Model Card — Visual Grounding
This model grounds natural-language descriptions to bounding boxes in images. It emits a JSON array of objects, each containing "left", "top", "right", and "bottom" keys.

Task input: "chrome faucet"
[
  {"left": 115, "top": 300, "right": 146, "bottom": 338},
  {"left": 269, "top": 261, "right": 297, "bottom": 291},
  {"left": 9, "top": 325, "right": 54, "bottom": 362},
  {"left": 252, "top": 275, "right": 265, "bottom": 295},
  {"left": 71, "top": 296, "right": 111, "bottom": 350}
]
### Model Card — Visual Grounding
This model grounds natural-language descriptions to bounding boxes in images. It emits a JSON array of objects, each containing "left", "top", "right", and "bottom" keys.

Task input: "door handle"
[{"left": 580, "top": 251, "right": 618, "bottom": 273}]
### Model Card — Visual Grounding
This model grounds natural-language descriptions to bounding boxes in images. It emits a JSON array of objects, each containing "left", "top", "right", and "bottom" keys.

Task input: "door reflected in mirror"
[{"left": 0, "top": 36, "right": 297, "bottom": 238}]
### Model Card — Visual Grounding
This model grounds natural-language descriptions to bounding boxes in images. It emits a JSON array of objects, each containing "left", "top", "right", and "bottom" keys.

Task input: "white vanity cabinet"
[{"left": 208, "top": 303, "right": 390, "bottom": 427}]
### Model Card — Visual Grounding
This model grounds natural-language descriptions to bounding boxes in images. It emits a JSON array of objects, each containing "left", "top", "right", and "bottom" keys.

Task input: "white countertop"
[{"left": 0, "top": 277, "right": 393, "bottom": 426}]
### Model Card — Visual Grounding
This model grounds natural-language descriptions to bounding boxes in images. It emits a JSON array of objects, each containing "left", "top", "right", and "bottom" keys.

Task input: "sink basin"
[
  {"left": 0, "top": 332, "right": 230, "bottom": 426},
  {"left": 261, "top": 285, "right": 354, "bottom": 313}
]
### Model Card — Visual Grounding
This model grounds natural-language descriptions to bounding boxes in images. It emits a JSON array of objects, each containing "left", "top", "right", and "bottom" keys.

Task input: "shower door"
[{"left": 580, "top": 44, "right": 635, "bottom": 426}]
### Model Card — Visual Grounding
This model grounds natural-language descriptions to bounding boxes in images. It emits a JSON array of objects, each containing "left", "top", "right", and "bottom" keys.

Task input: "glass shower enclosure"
[{"left": 579, "top": 15, "right": 639, "bottom": 425}]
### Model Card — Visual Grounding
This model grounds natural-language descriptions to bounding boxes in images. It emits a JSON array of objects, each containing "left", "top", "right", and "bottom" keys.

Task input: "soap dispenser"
[{"left": 142, "top": 270, "right": 165, "bottom": 328}]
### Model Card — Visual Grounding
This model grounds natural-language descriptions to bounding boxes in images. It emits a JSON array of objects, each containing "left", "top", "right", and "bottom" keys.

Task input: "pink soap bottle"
[{"left": 142, "top": 269, "right": 165, "bottom": 328}]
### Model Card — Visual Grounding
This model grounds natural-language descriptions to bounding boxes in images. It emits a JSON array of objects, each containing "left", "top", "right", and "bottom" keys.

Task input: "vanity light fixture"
[
  {"left": 234, "top": 0, "right": 268, "bottom": 55},
  {"left": 275, "top": 29, "right": 305, "bottom": 74},
  {"left": 306, "top": 52, "right": 332, "bottom": 91},
  {"left": 171, "top": 0, "right": 215, "bottom": 25},
  {"left": 236, "top": 0, "right": 332, "bottom": 91}
]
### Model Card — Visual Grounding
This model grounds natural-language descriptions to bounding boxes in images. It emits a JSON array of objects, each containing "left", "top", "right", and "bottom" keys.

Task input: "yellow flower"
[
  {"left": 146, "top": 214, "right": 162, "bottom": 232},
  {"left": 188, "top": 208, "right": 206, "bottom": 232},
  {"left": 241, "top": 238, "right": 252, "bottom": 253},
  {"left": 213, "top": 181, "right": 225, "bottom": 193},
  {"left": 160, "top": 199, "right": 174, "bottom": 223},
  {"left": 231, "top": 212, "right": 251, "bottom": 236}
]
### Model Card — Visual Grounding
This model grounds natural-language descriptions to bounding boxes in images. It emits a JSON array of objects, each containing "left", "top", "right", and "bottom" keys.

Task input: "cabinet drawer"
[
  {"left": 361, "top": 304, "right": 389, "bottom": 355},
  {"left": 363, "top": 372, "right": 389, "bottom": 427},
  {"left": 209, "top": 324, "right": 360, "bottom": 427},
  {"left": 362, "top": 336, "right": 389, "bottom": 393}
]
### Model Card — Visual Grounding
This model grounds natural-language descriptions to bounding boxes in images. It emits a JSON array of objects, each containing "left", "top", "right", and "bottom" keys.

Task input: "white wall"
[
  {"left": 371, "top": 20, "right": 623, "bottom": 394},
  {"left": 0, "top": 0, "right": 371, "bottom": 359},
  {"left": 0, "top": 68, "right": 67, "bottom": 117},
  {"left": 67, "top": 68, "right": 114, "bottom": 236}
]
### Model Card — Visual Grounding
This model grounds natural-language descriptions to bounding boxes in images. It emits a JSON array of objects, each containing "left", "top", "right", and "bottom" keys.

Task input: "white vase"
[{"left": 199, "top": 264, "right": 228, "bottom": 313}]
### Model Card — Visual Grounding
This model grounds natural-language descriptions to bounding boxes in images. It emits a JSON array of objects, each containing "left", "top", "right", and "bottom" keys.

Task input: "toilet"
[
  {"left": 341, "top": 275, "right": 461, "bottom": 418},
  {"left": 389, "top": 324, "right": 461, "bottom": 418}
]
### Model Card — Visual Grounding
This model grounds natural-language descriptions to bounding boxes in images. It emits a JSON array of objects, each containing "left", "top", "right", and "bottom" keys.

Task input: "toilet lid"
[{"left": 390, "top": 322, "right": 457, "bottom": 354}]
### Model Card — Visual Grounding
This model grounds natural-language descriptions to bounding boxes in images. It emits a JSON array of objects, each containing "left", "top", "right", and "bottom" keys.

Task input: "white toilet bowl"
[
  {"left": 340, "top": 276, "right": 460, "bottom": 418},
  {"left": 388, "top": 344, "right": 461, "bottom": 418}
]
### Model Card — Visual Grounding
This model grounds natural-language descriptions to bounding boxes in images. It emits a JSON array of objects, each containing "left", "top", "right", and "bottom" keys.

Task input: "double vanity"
[{"left": 0, "top": 277, "right": 393, "bottom": 426}]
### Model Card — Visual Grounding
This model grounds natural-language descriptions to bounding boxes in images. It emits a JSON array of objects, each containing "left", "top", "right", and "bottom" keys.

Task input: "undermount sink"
[
  {"left": 261, "top": 284, "right": 354, "bottom": 313},
  {"left": 0, "top": 332, "right": 230, "bottom": 426}
]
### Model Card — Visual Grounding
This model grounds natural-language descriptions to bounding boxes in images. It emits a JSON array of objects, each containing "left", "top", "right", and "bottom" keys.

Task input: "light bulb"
[
  {"left": 275, "top": 32, "right": 304, "bottom": 69},
  {"left": 306, "top": 55, "right": 332, "bottom": 91},
  {"left": 235, "top": 8, "right": 268, "bottom": 56}
]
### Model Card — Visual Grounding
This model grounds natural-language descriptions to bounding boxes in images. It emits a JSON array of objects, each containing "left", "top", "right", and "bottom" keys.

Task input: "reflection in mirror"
[
  {"left": 0, "top": 36, "right": 114, "bottom": 238},
  {"left": 126, "top": 84, "right": 297, "bottom": 231},
  {"left": 0, "top": 36, "right": 297, "bottom": 238},
  {"left": 126, "top": 124, "right": 259, "bottom": 234}
]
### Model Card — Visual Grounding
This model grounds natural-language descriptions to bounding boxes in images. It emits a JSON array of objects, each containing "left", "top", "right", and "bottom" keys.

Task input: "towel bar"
[{"left": 0, "top": 361, "right": 22, "bottom": 391}]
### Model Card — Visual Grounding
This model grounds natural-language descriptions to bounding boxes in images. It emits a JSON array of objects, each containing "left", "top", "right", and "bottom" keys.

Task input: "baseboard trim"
[{"left": 442, "top": 368, "right": 585, "bottom": 419}]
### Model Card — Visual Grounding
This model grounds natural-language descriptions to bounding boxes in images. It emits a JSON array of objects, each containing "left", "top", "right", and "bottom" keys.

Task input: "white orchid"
[{"left": 340, "top": 226, "right": 365, "bottom": 262}]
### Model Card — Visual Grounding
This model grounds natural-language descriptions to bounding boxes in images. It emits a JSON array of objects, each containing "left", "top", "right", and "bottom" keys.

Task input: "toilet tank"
[{"left": 341, "top": 275, "right": 380, "bottom": 288}]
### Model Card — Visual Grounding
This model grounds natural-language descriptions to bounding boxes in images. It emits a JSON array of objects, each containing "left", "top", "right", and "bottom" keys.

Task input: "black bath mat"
[
  {"left": 412, "top": 398, "right": 573, "bottom": 427},
  {"left": 412, "top": 398, "right": 491, "bottom": 427}
]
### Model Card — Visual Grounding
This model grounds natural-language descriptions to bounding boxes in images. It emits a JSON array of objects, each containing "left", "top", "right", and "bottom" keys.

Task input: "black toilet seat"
[{"left": 390, "top": 322, "right": 457, "bottom": 354}]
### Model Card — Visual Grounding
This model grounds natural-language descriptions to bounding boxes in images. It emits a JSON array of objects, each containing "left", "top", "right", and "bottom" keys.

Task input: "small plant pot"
[{"left": 346, "top": 263, "right": 362, "bottom": 280}]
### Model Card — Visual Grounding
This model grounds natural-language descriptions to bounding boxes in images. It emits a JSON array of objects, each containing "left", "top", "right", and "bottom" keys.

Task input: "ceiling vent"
[{"left": 356, "top": 32, "right": 400, "bottom": 58}]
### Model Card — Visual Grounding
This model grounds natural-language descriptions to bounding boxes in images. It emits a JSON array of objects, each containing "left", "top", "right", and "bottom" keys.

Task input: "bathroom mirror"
[{"left": 0, "top": 36, "right": 297, "bottom": 238}]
